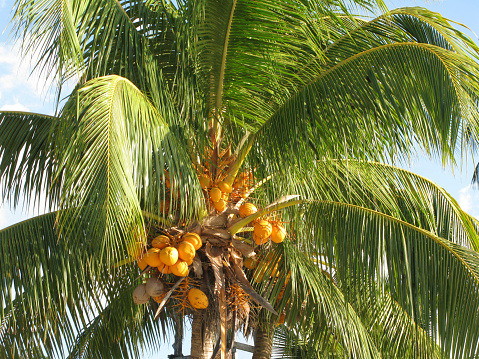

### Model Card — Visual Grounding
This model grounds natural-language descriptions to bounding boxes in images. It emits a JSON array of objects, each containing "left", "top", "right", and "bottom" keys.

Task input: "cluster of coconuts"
[
  {"left": 136, "top": 232, "right": 202, "bottom": 277},
  {"left": 238, "top": 202, "right": 287, "bottom": 245},
  {"left": 131, "top": 232, "right": 210, "bottom": 309},
  {"left": 208, "top": 180, "right": 233, "bottom": 212}
]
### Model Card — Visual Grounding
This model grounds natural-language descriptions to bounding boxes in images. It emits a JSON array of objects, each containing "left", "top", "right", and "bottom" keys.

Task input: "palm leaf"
[
  {"left": 54, "top": 75, "right": 203, "bottom": 270},
  {"left": 0, "top": 111, "right": 60, "bottom": 210},
  {"left": 298, "top": 200, "right": 479, "bottom": 358}
]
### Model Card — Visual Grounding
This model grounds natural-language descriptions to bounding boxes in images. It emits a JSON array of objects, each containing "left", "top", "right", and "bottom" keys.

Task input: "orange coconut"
[
  {"left": 151, "top": 235, "right": 170, "bottom": 249},
  {"left": 210, "top": 187, "right": 222, "bottom": 202},
  {"left": 177, "top": 241, "right": 196, "bottom": 262},
  {"left": 157, "top": 262, "right": 172, "bottom": 274},
  {"left": 182, "top": 233, "right": 202, "bottom": 250},
  {"left": 137, "top": 256, "right": 148, "bottom": 271},
  {"left": 253, "top": 220, "right": 272, "bottom": 242},
  {"left": 144, "top": 248, "right": 163, "bottom": 267},
  {"left": 271, "top": 224, "right": 286, "bottom": 243},
  {"left": 188, "top": 288, "right": 209, "bottom": 309},
  {"left": 238, "top": 203, "right": 258, "bottom": 218},
  {"left": 213, "top": 198, "right": 226, "bottom": 212},
  {"left": 218, "top": 181, "right": 233, "bottom": 193},
  {"left": 171, "top": 260, "right": 189, "bottom": 277},
  {"left": 160, "top": 246, "right": 179, "bottom": 266}
]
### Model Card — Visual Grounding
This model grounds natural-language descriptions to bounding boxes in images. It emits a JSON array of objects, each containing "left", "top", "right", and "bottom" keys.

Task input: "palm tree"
[{"left": 2, "top": 1, "right": 479, "bottom": 358}]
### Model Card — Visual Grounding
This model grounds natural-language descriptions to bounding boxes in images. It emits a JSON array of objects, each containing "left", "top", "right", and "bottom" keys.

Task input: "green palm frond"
[
  {"left": 251, "top": 243, "right": 380, "bottom": 359},
  {"left": 298, "top": 200, "right": 479, "bottom": 358},
  {"left": 0, "top": 111, "right": 59, "bottom": 210},
  {"left": 296, "top": 160, "right": 479, "bottom": 249},
  {"left": 0, "top": 212, "right": 106, "bottom": 358},
  {"left": 65, "top": 275, "right": 172, "bottom": 359},
  {"left": 55, "top": 75, "right": 203, "bottom": 268}
]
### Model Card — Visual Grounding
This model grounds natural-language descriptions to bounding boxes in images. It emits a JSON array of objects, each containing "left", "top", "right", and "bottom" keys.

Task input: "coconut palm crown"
[{"left": 2, "top": 1, "right": 479, "bottom": 358}]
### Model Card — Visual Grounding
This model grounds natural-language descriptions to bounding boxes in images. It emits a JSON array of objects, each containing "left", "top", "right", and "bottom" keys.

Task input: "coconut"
[
  {"left": 243, "top": 257, "right": 258, "bottom": 270},
  {"left": 177, "top": 241, "right": 196, "bottom": 262},
  {"left": 253, "top": 220, "right": 272, "bottom": 242},
  {"left": 210, "top": 187, "right": 222, "bottom": 202},
  {"left": 188, "top": 288, "right": 209, "bottom": 309},
  {"left": 145, "top": 277, "right": 166, "bottom": 297},
  {"left": 218, "top": 181, "right": 233, "bottom": 193},
  {"left": 137, "top": 256, "right": 148, "bottom": 271},
  {"left": 171, "top": 260, "right": 189, "bottom": 277},
  {"left": 213, "top": 198, "right": 226, "bottom": 212},
  {"left": 158, "top": 262, "right": 172, "bottom": 274},
  {"left": 160, "top": 246, "right": 179, "bottom": 266},
  {"left": 182, "top": 233, "right": 202, "bottom": 250},
  {"left": 152, "top": 292, "right": 167, "bottom": 303},
  {"left": 271, "top": 224, "right": 286, "bottom": 243},
  {"left": 239, "top": 203, "right": 258, "bottom": 218},
  {"left": 133, "top": 283, "right": 150, "bottom": 304},
  {"left": 152, "top": 235, "right": 170, "bottom": 249},
  {"left": 144, "top": 248, "right": 163, "bottom": 267}
]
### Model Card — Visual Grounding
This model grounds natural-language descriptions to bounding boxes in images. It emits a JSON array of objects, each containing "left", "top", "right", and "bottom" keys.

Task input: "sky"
[{"left": 1, "top": 0, "right": 479, "bottom": 358}]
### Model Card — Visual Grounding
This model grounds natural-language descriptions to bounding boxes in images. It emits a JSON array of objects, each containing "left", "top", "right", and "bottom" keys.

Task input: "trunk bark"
[
  {"left": 252, "top": 314, "right": 275, "bottom": 359},
  {"left": 190, "top": 311, "right": 217, "bottom": 359}
]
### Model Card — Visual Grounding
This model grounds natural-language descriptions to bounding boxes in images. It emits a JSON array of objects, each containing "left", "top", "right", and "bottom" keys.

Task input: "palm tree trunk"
[
  {"left": 252, "top": 314, "right": 275, "bottom": 359},
  {"left": 190, "top": 310, "right": 217, "bottom": 359}
]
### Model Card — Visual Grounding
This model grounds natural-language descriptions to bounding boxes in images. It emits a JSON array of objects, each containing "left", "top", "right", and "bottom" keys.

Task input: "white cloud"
[
  {"left": 0, "top": 102, "right": 30, "bottom": 111},
  {"left": 458, "top": 185, "right": 479, "bottom": 217}
]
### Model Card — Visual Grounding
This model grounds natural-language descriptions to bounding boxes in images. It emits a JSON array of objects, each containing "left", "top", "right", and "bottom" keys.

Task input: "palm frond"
[
  {"left": 55, "top": 75, "right": 204, "bottom": 270},
  {"left": 0, "top": 111, "right": 59, "bottom": 211},
  {"left": 298, "top": 200, "right": 479, "bottom": 358}
]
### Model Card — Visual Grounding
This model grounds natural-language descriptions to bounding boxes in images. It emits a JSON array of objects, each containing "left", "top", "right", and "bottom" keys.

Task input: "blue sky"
[{"left": 1, "top": 0, "right": 479, "bottom": 358}]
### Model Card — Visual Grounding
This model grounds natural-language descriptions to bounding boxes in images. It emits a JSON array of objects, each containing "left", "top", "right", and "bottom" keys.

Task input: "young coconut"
[
  {"left": 177, "top": 241, "right": 196, "bottom": 262},
  {"left": 218, "top": 181, "right": 233, "bottom": 193},
  {"left": 144, "top": 248, "right": 163, "bottom": 267},
  {"left": 158, "top": 262, "right": 172, "bottom": 274},
  {"left": 152, "top": 235, "right": 170, "bottom": 249},
  {"left": 271, "top": 224, "right": 287, "bottom": 243},
  {"left": 210, "top": 187, "right": 222, "bottom": 202},
  {"left": 145, "top": 277, "right": 166, "bottom": 297},
  {"left": 133, "top": 283, "right": 150, "bottom": 304},
  {"left": 182, "top": 233, "right": 202, "bottom": 250},
  {"left": 171, "top": 260, "right": 189, "bottom": 277},
  {"left": 213, "top": 198, "right": 226, "bottom": 212},
  {"left": 188, "top": 288, "right": 209, "bottom": 309},
  {"left": 160, "top": 246, "right": 179, "bottom": 266},
  {"left": 239, "top": 202, "right": 258, "bottom": 218},
  {"left": 253, "top": 220, "right": 272, "bottom": 244}
]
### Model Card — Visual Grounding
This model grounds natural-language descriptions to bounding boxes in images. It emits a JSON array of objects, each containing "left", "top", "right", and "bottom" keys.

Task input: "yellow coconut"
[
  {"left": 151, "top": 235, "right": 171, "bottom": 249},
  {"left": 182, "top": 233, "right": 202, "bottom": 250},
  {"left": 188, "top": 288, "right": 209, "bottom": 309},
  {"left": 144, "top": 248, "right": 163, "bottom": 267},
  {"left": 137, "top": 256, "right": 148, "bottom": 270},
  {"left": 238, "top": 203, "right": 258, "bottom": 218},
  {"left": 177, "top": 241, "right": 196, "bottom": 262},
  {"left": 213, "top": 198, "right": 226, "bottom": 212},
  {"left": 171, "top": 260, "right": 189, "bottom": 277},
  {"left": 186, "top": 257, "right": 194, "bottom": 266},
  {"left": 253, "top": 220, "right": 272, "bottom": 242},
  {"left": 210, "top": 187, "right": 222, "bottom": 202},
  {"left": 157, "top": 262, "right": 172, "bottom": 274},
  {"left": 253, "top": 233, "right": 269, "bottom": 245},
  {"left": 271, "top": 224, "right": 286, "bottom": 243},
  {"left": 160, "top": 246, "right": 179, "bottom": 266},
  {"left": 218, "top": 181, "right": 233, "bottom": 193}
]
